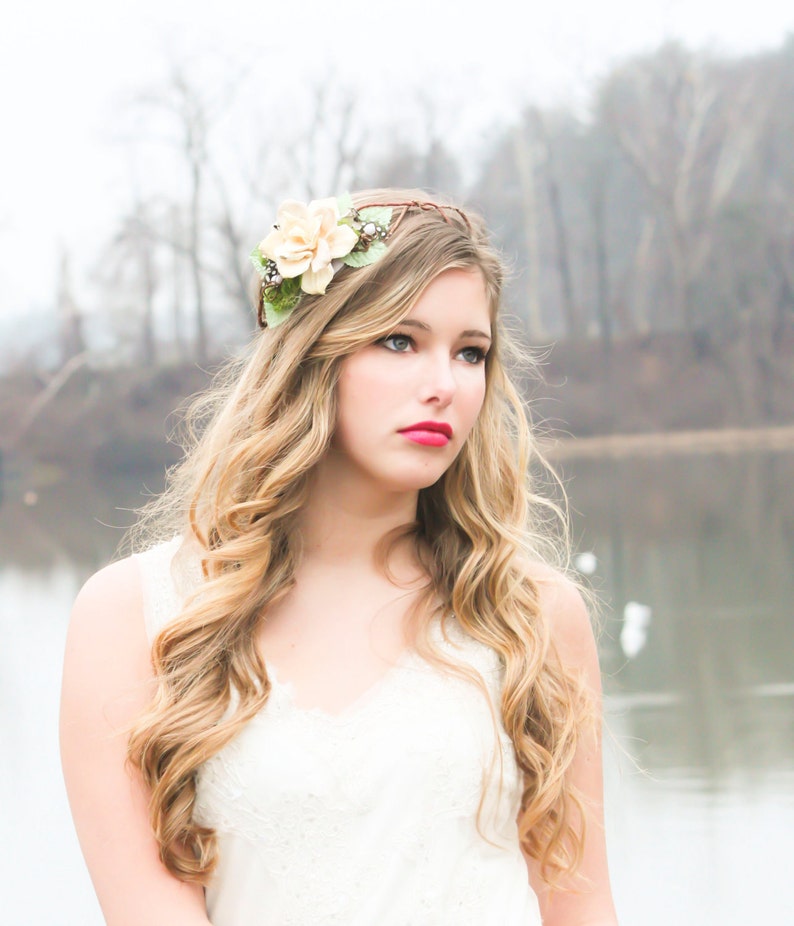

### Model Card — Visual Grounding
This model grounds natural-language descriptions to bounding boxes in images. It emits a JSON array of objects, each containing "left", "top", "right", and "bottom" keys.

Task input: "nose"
[{"left": 418, "top": 351, "right": 456, "bottom": 408}]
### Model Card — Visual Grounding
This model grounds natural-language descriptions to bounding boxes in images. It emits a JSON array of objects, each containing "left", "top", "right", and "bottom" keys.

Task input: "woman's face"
[{"left": 332, "top": 268, "right": 492, "bottom": 494}]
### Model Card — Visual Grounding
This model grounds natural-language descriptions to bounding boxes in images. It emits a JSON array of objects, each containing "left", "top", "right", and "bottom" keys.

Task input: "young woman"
[{"left": 61, "top": 190, "right": 618, "bottom": 925}]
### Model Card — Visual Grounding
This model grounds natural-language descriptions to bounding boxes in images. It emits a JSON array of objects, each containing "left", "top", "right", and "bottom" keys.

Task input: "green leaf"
[
  {"left": 358, "top": 206, "right": 392, "bottom": 228},
  {"left": 342, "top": 239, "right": 388, "bottom": 268},
  {"left": 263, "top": 301, "right": 292, "bottom": 328},
  {"left": 250, "top": 247, "right": 267, "bottom": 273},
  {"left": 262, "top": 276, "right": 301, "bottom": 325},
  {"left": 335, "top": 192, "right": 354, "bottom": 215},
  {"left": 281, "top": 276, "right": 302, "bottom": 303}
]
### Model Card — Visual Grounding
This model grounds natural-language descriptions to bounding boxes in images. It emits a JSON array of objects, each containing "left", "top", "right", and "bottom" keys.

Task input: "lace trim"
[{"left": 194, "top": 623, "right": 522, "bottom": 839}]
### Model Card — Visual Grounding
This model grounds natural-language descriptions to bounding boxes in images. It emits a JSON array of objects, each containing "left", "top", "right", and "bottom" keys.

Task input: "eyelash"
[{"left": 378, "top": 333, "right": 487, "bottom": 364}]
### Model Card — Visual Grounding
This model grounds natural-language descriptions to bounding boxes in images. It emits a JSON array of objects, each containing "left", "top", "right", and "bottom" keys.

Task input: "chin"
[{"left": 376, "top": 465, "right": 448, "bottom": 494}]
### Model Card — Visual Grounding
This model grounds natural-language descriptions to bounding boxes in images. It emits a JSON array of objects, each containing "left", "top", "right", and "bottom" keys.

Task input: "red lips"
[{"left": 399, "top": 420, "right": 453, "bottom": 438}]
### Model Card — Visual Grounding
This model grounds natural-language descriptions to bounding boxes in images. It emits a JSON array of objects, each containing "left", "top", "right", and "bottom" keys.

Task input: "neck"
[{"left": 297, "top": 455, "right": 420, "bottom": 571}]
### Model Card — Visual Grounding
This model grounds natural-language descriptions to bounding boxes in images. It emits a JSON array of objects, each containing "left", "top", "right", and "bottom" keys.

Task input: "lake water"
[{"left": 1, "top": 450, "right": 792, "bottom": 925}]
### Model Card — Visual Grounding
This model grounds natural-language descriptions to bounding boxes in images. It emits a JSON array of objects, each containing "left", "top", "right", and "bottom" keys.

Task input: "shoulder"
[
  {"left": 67, "top": 556, "right": 150, "bottom": 680},
  {"left": 67, "top": 533, "right": 189, "bottom": 685},
  {"left": 62, "top": 555, "right": 154, "bottom": 747},
  {"left": 71, "top": 556, "right": 144, "bottom": 635},
  {"left": 61, "top": 554, "right": 212, "bottom": 924},
  {"left": 70, "top": 535, "right": 186, "bottom": 638},
  {"left": 523, "top": 560, "right": 599, "bottom": 678},
  {"left": 524, "top": 560, "right": 590, "bottom": 634},
  {"left": 74, "top": 554, "right": 143, "bottom": 606}
]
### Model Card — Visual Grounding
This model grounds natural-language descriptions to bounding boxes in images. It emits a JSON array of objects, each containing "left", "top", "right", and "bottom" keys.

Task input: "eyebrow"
[{"left": 399, "top": 319, "right": 492, "bottom": 341}]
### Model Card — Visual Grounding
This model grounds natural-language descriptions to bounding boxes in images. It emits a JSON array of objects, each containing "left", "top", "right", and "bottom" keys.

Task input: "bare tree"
[
  {"left": 529, "top": 108, "right": 582, "bottom": 338},
  {"left": 511, "top": 128, "right": 545, "bottom": 341},
  {"left": 580, "top": 126, "right": 616, "bottom": 347},
  {"left": 300, "top": 83, "right": 367, "bottom": 199},
  {"left": 160, "top": 68, "right": 211, "bottom": 362},
  {"left": 600, "top": 44, "right": 770, "bottom": 334},
  {"left": 57, "top": 251, "right": 86, "bottom": 364},
  {"left": 102, "top": 200, "right": 160, "bottom": 366},
  {"left": 129, "top": 61, "right": 248, "bottom": 361}
]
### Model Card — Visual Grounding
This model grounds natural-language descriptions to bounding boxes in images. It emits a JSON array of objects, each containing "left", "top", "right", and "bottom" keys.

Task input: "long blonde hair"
[{"left": 128, "top": 188, "right": 591, "bottom": 885}]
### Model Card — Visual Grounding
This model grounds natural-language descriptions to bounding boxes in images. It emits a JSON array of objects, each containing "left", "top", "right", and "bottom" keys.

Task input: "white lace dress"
[{"left": 135, "top": 539, "right": 542, "bottom": 926}]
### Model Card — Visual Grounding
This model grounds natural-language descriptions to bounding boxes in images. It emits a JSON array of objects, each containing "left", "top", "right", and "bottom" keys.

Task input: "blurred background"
[{"left": 1, "top": 2, "right": 793, "bottom": 923}]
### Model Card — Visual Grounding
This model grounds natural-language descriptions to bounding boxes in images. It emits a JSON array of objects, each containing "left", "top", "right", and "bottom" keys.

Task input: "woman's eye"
[
  {"left": 380, "top": 334, "right": 413, "bottom": 352},
  {"left": 378, "top": 336, "right": 485, "bottom": 363},
  {"left": 458, "top": 346, "right": 486, "bottom": 364}
]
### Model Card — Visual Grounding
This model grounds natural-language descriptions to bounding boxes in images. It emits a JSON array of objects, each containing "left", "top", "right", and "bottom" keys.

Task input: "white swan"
[{"left": 620, "top": 601, "right": 652, "bottom": 659}]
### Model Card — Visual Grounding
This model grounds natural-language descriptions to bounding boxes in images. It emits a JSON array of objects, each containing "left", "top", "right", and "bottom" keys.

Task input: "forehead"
[{"left": 403, "top": 268, "right": 492, "bottom": 333}]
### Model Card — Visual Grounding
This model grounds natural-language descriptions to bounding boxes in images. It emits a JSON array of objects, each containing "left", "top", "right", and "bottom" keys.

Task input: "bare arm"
[
  {"left": 525, "top": 573, "right": 619, "bottom": 926},
  {"left": 60, "top": 557, "right": 211, "bottom": 926}
]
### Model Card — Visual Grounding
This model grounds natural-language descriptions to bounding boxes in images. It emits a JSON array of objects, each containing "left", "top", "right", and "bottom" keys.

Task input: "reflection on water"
[
  {"left": 0, "top": 465, "right": 164, "bottom": 574},
  {"left": 564, "top": 451, "right": 794, "bottom": 925},
  {"left": 565, "top": 452, "right": 794, "bottom": 787},
  {"left": 1, "top": 452, "right": 792, "bottom": 924},
  {"left": 0, "top": 468, "right": 166, "bottom": 926}
]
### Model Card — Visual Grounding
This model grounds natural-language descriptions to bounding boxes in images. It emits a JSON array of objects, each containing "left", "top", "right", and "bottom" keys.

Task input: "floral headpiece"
[
  {"left": 251, "top": 196, "right": 475, "bottom": 328},
  {"left": 250, "top": 194, "right": 393, "bottom": 329}
]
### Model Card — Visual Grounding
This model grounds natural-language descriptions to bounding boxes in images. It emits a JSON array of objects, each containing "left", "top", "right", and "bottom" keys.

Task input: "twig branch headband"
[{"left": 250, "top": 195, "right": 472, "bottom": 328}]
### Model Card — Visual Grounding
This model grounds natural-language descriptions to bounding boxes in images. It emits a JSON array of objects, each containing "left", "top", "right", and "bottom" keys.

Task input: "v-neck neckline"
[{"left": 263, "top": 645, "right": 420, "bottom": 725}]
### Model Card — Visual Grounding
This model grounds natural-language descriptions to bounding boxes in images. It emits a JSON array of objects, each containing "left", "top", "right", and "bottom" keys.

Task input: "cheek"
[
  {"left": 341, "top": 345, "right": 413, "bottom": 395},
  {"left": 461, "top": 373, "right": 487, "bottom": 428},
  {"left": 475, "top": 375, "right": 487, "bottom": 410},
  {"left": 335, "top": 355, "right": 397, "bottom": 443}
]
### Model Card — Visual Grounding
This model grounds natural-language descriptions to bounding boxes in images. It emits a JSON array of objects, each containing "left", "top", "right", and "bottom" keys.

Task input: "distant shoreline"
[{"left": 543, "top": 425, "right": 794, "bottom": 460}]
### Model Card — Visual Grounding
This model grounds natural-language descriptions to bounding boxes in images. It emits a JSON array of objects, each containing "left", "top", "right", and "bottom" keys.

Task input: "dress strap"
[{"left": 134, "top": 536, "right": 198, "bottom": 643}]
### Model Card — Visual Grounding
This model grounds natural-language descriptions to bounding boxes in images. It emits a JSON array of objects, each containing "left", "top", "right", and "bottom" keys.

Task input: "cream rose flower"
[{"left": 259, "top": 198, "right": 359, "bottom": 295}]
